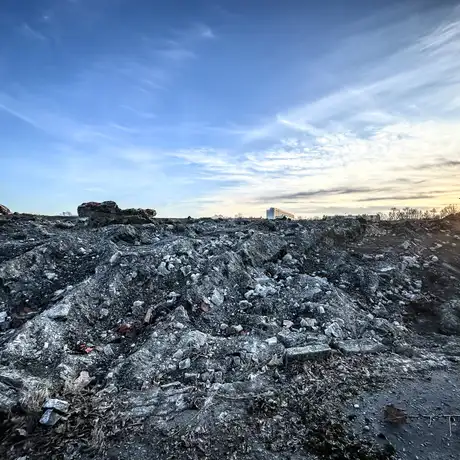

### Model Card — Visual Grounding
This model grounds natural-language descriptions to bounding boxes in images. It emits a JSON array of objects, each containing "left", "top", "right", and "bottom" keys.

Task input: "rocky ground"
[{"left": 1, "top": 212, "right": 460, "bottom": 459}]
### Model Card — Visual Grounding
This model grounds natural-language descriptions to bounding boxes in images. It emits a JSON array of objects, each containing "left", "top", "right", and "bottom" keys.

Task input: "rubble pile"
[
  {"left": 0, "top": 204, "right": 11, "bottom": 216},
  {"left": 77, "top": 201, "right": 156, "bottom": 226},
  {"left": 0, "top": 212, "right": 460, "bottom": 459}
]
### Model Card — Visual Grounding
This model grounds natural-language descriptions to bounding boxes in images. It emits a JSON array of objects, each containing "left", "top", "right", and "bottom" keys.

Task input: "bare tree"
[{"left": 440, "top": 204, "right": 459, "bottom": 218}]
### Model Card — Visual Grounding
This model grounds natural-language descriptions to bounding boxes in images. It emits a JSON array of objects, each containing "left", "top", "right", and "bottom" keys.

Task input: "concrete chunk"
[
  {"left": 337, "top": 338, "right": 385, "bottom": 355},
  {"left": 39, "top": 409, "right": 62, "bottom": 426},
  {"left": 42, "top": 398, "right": 69, "bottom": 414},
  {"left": 284, "top": 344, "right": 332, "bottom": 363},
  {"left": 277, "top": 330, "right": 306, "bottom": 348}
]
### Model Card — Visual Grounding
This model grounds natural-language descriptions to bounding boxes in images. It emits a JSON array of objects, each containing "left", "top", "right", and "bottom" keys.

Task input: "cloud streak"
[{"left": 20, "top": 23, "right": 46, "bottom": 41}]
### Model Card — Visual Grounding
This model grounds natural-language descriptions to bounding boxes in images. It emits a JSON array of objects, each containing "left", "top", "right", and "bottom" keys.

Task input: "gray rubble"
[
  {"left": 0, "top": 212, "right": 460, "bottom": 459},
  {"left": 336, "top": 338, "right": 385, "bottom": 355},
  {"left": 284, "top": 344, "right": 333, "bottom": 362},
  {"left": 42, "top": 398, "right": 70, "bottom": 414}
]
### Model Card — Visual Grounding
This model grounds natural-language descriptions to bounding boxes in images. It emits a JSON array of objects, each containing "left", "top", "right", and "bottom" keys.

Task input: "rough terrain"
[{"left": 1, "top": 211, "right": 460, "bottom": 459}]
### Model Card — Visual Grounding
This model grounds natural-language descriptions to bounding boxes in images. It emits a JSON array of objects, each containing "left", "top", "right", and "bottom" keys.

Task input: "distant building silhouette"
[{"left": 266, "top": 207, "right": 295, "bottom": 220}]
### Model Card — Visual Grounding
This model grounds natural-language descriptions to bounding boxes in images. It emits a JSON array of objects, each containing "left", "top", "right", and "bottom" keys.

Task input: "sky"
[{"left": 1, "top": 0, "right": 460, "bottom": 217}]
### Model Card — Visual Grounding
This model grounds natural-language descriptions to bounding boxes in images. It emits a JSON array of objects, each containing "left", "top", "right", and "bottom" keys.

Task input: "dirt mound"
[{"left": 0, "top": 216, "right": 459, "bottom": 459}]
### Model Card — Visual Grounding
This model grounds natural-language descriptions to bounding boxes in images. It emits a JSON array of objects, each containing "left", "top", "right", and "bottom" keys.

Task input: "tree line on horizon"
[{"left": 377, "top": 204, "right": 459, "bottom": 221}]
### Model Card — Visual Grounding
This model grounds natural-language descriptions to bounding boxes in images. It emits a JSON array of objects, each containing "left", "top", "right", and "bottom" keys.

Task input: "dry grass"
[
  {"left": 19, "top": 384, "right": 50, "bottom": 413},
  {"left": 89, "top": 418, "right": 107, "bottom": 451}
]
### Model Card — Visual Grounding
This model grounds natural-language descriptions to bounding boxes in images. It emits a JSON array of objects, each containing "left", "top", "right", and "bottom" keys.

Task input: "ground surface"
[{"left": 0, "top": 214, "right": 460, "bottom": 459}]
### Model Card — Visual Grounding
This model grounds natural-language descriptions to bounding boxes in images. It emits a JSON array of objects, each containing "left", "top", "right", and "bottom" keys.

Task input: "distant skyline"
[{"left": 1, "top": 0, "right": 460, "bottom": 217}]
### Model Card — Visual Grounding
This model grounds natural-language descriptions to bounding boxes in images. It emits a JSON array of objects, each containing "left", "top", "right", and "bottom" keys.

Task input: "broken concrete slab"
[
  {"left": 42, "top": 398, "right": 70, "bottom": 414},
  {"left": 284, "top": 344, "right": 332, "bottom": 363},
  {"left": 336, "top": 339, "right": 385, "bottom": 355},
  {"left": 39, "top": 409, "right": 62, "bottom": 426}
]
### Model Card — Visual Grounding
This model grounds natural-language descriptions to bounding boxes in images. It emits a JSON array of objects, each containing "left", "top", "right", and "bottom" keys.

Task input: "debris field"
[{"left": 1, "top": 209, "right": 460, "bottom": 459}]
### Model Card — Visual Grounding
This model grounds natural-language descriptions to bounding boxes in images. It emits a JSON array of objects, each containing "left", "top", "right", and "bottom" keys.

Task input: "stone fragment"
[
  {"left": 284, "top": 344, "right": 332, "bottom": 363},
  {"left": 211, "top": 289, "right": 224, "bottom": 306},
  {"left": 324, "top": 322, "right": 343, "bottom": 338},
  {"left": 277, "top": 330, "right": 307, "bottom": 348},
  {"left": 144, "top": 307, "right": 153, "bottom": 324},
  {"left": 231, "top": 325, "right": 243, "bottom": 334},
  {"left": 179, "top": 358, "right": 191, "bottom": 370},
  {"left": 0, "top": 204, "right": 11, "bottom": 215},
  {"left": 173, "top": 349, "right": 184, "bottom": 360},
  {"left": 72, "top": 371, "right": 92, "bottom": 391},
  {"left": 110, "top": 251, "right": 121, "bottom": 265},
  {"left": 46, "top": 302, "right": 71, "bottom": 320},
  {"left": 336, "top": 339, "right": 385, "bottom": 355},
  {"left": 158, "top": 262, "right": 170, "bottom": 276},
  {"left": 300, "top": 318, "right": 317, "bottom": 329},
  {"left": 40, "top": 409, "right": 62, "bottom": 426},
  {"left": 42, "top": 398, "right": 69, "bottom": 414}
]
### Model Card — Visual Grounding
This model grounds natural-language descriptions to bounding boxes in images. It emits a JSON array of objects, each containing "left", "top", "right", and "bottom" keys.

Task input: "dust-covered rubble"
[{"left": 1, "top": 213, "right": 460, "bottom": 459}]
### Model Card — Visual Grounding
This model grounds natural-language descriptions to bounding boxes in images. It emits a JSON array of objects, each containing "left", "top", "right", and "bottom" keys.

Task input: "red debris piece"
[{"left": 78, "top": 343, "right": 94, "bottom": 354}]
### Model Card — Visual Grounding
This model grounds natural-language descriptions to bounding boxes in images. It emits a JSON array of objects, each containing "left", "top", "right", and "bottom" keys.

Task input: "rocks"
[
  {"left": 157, "top": 261, "right": 170, "bottom": 276},
  {"left": 110, "top": 251, "right": 122, "bottom": 265},
  {"left": 336, "top": 339, "right": 385, "bottom": 355},
  {"left": 71, "top": 371, "right": 92, "bottom": 391},
  {"left": 284, "top": 344, "right": 332, "bottom": 363},
  {"left": 40, "top": 409, "right": 62, "bottom": 426},
  {"left": 46, "top": 302, "right": 71, "bottom": 320},
  {"left": 43, "top": 398, "right": 70, "bottom": 413},
  {"left": 144, "top": 307, "right": 153, "bottom": 324},
  {"left": 401, "top": 240, "right": 411, "bottom": 250},
  {"left": 0, "top": 204, "right": 11, "bottom": 215},
  {"left": 40, "top": 398, "right": 69, "bottom": 426},
  {"left": 300, "top": 318, "right": 318, "bottom": 330},
  {"left": 178, "top": 358, "right": 191, "bottom": 370},
  {"left": 439, "top": 299, "right": 460, "bottom": 335},
  {"left": 77, "top": 201, "right": 156, "bottom": 226},
  {"left": 324, "top": 322, "right": 344, "bottom": 339},
  {"left": 277, "top": 330, "right": 308, "bottom": 348},
  {"left": 211, "top": 289, "right": 224, "bottom": 306},
  {"left": 1, "top": 212, "right": 460, "bottom": 458},
  {"left": 230, "top": 324, "right": 243, "bottom": 334}
]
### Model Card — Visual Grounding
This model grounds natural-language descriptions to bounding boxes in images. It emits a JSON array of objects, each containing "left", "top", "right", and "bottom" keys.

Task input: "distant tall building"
[{"left": 266, "top": 207, "right": 295, "bottom": 220}]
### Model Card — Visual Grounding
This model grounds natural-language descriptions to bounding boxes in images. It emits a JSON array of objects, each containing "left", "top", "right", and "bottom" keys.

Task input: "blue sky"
[{"left": 1, "top": 0, "right": 460, "bottom": 217}]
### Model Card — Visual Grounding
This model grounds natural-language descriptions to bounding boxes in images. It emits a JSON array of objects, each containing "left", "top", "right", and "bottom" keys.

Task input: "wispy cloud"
[
  {"left": 20, "top": 23, "right": 46, "bottom": 41},
  {"left": 175, "top": 5, "right": 460, "bottom": 216},
  {"left": 197, "top": 24, "right": 215, "bottom": 39},
  {"left": 414, "top": 159, "right": 460, "bottom": 170},
  {"left": 156, "top": 48, "right": 196, "bottom": 61},
  {"left": 356, "top": 194, "right": 437, "bottom": 202},
  {"left": 3, "top": 3, "right": 460, "bottom": 217}
]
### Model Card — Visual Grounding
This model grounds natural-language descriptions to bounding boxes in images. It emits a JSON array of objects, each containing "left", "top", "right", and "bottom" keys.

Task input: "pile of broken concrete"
[
  {"left": 77, "top": 200, "right": 156, "bottom": 226},
  {"left": 0, "top": 213, "right": 459, "bottom": 459},
  {"left": 0, "top": 204, "right": 11, "bottom": 216}
]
